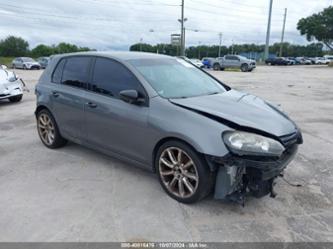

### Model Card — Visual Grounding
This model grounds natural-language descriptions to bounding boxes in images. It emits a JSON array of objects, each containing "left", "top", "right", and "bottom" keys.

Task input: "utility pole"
[
  {"left": 264, "top": 0, "right": 273, "bottom": 59},
  {"left": 198, "top": 41, "right": 201, "bottom": 59},
  {"left": 279, "top": 8, "right": 287, "bottom": 57},
  {"left": 180, "top": 0, "right": 185, "bottom": 56},
  {"left": 218, "top": 32, "right": 222, "bottom": 57},
  {"left": 140, "top": 38, "right": 143, "bottom": 52}
]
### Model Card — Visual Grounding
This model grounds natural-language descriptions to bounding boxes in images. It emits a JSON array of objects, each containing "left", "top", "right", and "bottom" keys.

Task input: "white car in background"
[
  {"left": 324, "top": 55, "right": 333, "bottom": 62},
  {"left": 12, "top": 57, "right": 41, "bottom": 70},
  {"left": 0, "top": 65, "right": 24, "bottom": 102},
  {"left": 189, "top": 58, "right": 204, "bottom": 68},
  {"left": 315, "top": 57, "right": 330, "bottom": 64}
]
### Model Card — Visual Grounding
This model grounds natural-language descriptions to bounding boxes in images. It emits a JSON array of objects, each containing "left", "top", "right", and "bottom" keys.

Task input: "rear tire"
[
  {"left": 36, "top": 109, "right": 67, "bottom": 149},
  {"left": 8, "top": 95, "right": 22, "bottom": 102},
  {"left": 156, "top": 140, "right": 215, "bottom": 204}
]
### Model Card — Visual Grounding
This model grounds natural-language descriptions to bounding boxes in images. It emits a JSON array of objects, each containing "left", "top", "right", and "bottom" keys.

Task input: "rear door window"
[{"left": 61, "top": 57, "right": 91, "bottom": 89}]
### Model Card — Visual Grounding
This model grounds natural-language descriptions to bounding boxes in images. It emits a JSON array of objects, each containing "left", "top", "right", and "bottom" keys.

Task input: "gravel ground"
[{"left": 0, "top": 65, "right": 332, "bottom": 242}]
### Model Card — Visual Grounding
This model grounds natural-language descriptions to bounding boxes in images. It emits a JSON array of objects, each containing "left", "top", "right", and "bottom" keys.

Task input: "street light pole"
[
  {"left": 180, "top": 0, "right": 185, "bottom": 56},
  {"left": 279, "top": 8, "right": 287, "bottom": 56},
  {"left": 218, "top": 32, "right": 223, "bottom": 57},
  {"left": 264, "top": 0, "right": 273, "bottom": 59}
]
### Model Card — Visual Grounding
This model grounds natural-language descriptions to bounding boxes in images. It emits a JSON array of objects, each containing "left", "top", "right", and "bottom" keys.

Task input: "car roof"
[{"left": 52, "top": 51, "right": 172, "bottom": 62}]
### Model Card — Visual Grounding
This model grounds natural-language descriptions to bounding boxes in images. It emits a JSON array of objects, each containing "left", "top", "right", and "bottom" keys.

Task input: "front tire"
[
  {"left": 156, "top": 141, "right": 214, "bottom": 203},
  {"left": 240, "top": 64, "right": 249, "bottom": 72},
  {"left": 36, "top": 109, "right": 67, "bottom": 149}
]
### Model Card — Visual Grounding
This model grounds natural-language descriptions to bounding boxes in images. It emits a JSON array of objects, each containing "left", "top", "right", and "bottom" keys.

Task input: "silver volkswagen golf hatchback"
[{"left": 35, "top": 52, "right": 302, "bottom": 204}]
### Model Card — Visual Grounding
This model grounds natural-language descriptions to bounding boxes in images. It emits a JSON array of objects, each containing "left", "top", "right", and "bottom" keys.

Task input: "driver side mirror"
[
  {"left": 1, "top": 65, "right": 8, "bottom": 70},
  {"left": 119, "top": 90, "right": 145, "bottom": 105}
]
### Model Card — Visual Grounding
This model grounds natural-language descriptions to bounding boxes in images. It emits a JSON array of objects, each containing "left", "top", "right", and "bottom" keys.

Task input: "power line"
[
  {"left": 185, "top": 6, "right": 284, "bottom": 21},
  {"left": 189, "top": 0, "right": 282, "bottom": 10}
]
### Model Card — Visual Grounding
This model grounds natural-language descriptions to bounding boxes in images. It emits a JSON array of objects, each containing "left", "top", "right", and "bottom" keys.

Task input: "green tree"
[
  {"left": 55, "top": 43, "right": 79, "bottom": 54},
  {"left": 130, "top": 43, "right": 156, "bottom": 53},
  {"left": 31, "top": 44, "right": 55, "bottom": 57},
  {"left": 0, "top": 36, "right": 29, "bottom": 57},
  {"left": 297, "top": 6, "right": 333, "bottom": 50}
]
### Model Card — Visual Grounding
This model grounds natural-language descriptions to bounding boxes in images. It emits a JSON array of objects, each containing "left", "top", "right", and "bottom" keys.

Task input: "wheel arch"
[
  {"left": 152, "top": 136, "right": 208, "bottom": 173},
  {"left": 35, "top": 104, "right": 51, "bottom": 117}
]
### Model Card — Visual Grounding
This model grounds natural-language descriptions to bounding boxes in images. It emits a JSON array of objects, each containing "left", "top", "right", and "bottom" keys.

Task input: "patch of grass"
[{"left": 0, "top": 57, "right": 14, "bottom": 67}]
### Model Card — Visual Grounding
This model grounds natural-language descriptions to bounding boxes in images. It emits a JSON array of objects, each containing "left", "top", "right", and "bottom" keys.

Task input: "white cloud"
[{"left": 0, "top": 0, "right": 331, "bottom": 50}]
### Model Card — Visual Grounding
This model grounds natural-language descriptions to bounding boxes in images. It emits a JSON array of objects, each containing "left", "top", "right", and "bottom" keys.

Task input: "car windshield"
[
  {"left": 128, "top": 58, "right": 226, "bottom": 99},
  {"left": 22, "top": 57, "right": 35, "bottom": 62}
]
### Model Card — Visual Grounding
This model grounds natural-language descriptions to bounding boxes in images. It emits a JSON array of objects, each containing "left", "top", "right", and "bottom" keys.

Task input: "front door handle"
[
  {"left": 86, "top": 102, "right": 97, "bottom": 108},
  {"left": 52, "top": 91, "right": 59, "bottom": 98}
]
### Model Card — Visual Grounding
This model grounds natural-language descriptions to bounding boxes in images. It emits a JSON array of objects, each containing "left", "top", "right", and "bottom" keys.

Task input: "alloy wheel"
[
  {"left": 37, "top": 113, "right": 55, "bottom": 146},
  {"left": 159, "top": 147, "right": 199, "bottom": 198}
]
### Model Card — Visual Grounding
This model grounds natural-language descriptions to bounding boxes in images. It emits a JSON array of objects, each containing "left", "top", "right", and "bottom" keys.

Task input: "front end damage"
[
  {"left": 0, "top": 67, "right": 26, "bottom": 100},
  {"left": 208, "top": 131, "right": 302, "bottom": 204}
]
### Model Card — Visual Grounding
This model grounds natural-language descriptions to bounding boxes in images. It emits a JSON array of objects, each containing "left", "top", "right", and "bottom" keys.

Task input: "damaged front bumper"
[
  {"left": 0, "top": 80, "right": 24, "bottom": 100},
  {"left": 208, "top": 143, "right": 298, "bottom": 204}
]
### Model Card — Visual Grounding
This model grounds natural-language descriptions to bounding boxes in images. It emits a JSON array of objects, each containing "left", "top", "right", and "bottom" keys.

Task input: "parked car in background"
[
  {"left": 213, "top": 55, "right": 256, "bottom": 72},
  {"left": 324, "top": 55, "right": 333, "bottom": 62},
  {"left": 189, "top": 58, "right": 204, "bottom": 68},
  {"left": 201, "top": 57, "right": 215, "bottom": 69},
  {"left": 0, "top": 65, "right": 24, "bottom": 102},
  {"left": 12, "top": 57, "right": 41, "bottom": 70},
  {"left": 37, "top": 57, "right": 50, "bottom": 69},
  {"left": 265, "top": 57, "right": 289, "bottom": 65},
  {"left": 287, "top": 57, "right": 297, "bottom": 65},
  {"left": 315, "top": 57, "right": 330, "bottom": 64},
  {"left": 295, "top": 57, "right": 312, "bottom": 65}
]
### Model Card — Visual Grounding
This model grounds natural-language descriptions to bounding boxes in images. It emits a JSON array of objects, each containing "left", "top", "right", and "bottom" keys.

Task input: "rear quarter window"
[{"left": 51, "top": 59, "right": 66, "bottom": 84}]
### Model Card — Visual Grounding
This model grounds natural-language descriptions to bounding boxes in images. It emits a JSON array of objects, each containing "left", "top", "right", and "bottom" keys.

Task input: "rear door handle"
[
  {"left": 86, "top": 102, "right": 97, "bottom": 108},
  {"left": 52, "top": 91, "right": 59, "bottom": 98}
]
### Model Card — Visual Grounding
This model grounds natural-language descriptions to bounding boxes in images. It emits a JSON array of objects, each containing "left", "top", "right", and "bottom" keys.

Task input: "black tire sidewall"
[
  {"left": 9, "top": 95, "right": 22, "bottom": 102},
  {"left": 36, "top": 109, "right": 67, "bottom": 149},
  {"left": 241, "top": 64, "right": 249, "bottom": 72},
  {"left": 155, "top": 140, "right": 213, "bottom": 204},
  {"left": 213, "top": 64, "right": 220, "bottom": 71}
]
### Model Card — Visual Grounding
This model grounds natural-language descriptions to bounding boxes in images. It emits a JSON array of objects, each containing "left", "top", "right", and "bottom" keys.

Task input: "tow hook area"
[{"left": 214, "top": 165, "right": 282, "bottom": 206}]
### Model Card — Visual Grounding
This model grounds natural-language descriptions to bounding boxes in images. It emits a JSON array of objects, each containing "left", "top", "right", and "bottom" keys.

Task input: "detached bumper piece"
[{"left": 212, "top": 144, "right": 298, "bottom": 205}]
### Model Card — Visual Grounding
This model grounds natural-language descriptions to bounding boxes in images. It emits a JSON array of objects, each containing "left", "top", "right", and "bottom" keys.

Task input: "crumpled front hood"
[{"left": 170, "top": 90, "right": 297, "bottom": 137}]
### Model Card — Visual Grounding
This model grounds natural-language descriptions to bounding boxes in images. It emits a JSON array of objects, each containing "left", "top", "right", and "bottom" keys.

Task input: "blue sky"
[{"left": 0, "top": 0, "right": 332, "bottom": 50}]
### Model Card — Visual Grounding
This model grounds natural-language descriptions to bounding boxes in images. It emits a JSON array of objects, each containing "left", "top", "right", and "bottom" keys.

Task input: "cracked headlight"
[{"left": 223, "top": 131, "right": 285, "bottom": 157}]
